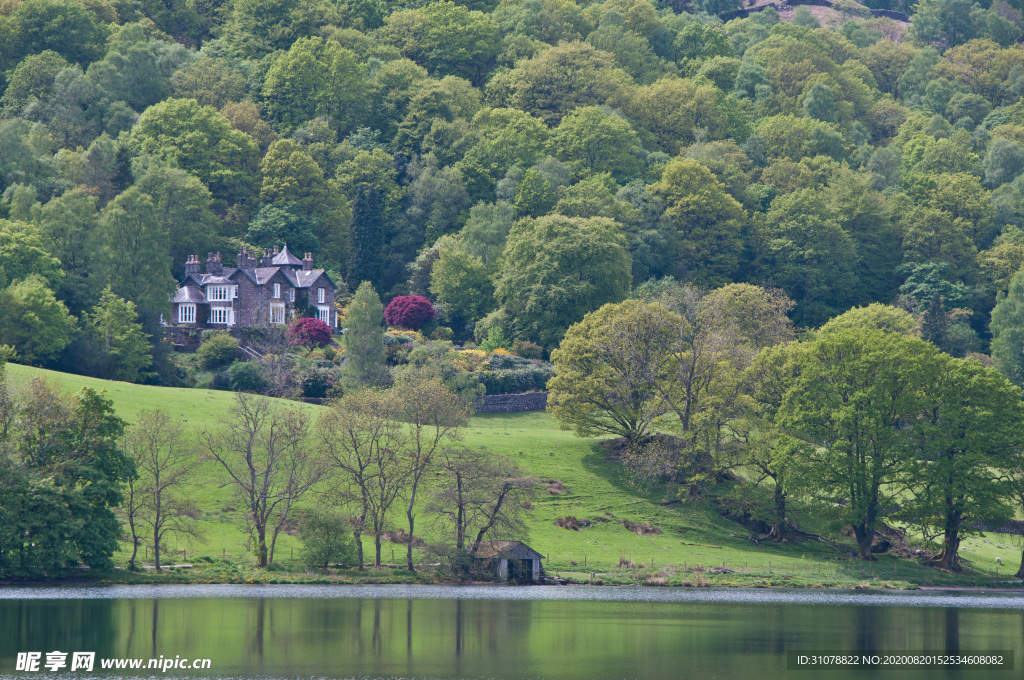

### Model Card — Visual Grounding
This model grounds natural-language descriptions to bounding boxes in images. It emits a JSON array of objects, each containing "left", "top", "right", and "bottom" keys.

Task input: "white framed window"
[
  {"left": 210, "top": 307, "right": 233, "bottom": 325},
  {"left": 178, "top": 304, "right": 196, "bottom": 324},
  {"left": 274, "top": 283, "right": 281, "bottom": 299},
  {"left": 207, "top": 285, "right": 233, "bottom": 301},
  {"left": 317, "top": 288, "right": 325, "bottom": 303},
  {"left": 270, "top": 303, "right": 285, "bottom": 325},
  {"left": 317, "top": 306, "right": 331, "bottom": 325},
  {"left": 289, "top": 288, "right": 295, "bottom": 303}
]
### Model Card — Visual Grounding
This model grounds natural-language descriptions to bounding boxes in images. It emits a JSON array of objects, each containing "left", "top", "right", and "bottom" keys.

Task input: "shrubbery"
[
  {"left": 296, "top": 508, "right": 357, "bottom": 570},
  {"left": 196, "top": 333, "right": 239, "bottom": 370}
]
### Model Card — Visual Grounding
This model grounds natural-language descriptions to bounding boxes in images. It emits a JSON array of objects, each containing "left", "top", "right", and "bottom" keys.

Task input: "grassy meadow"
[{"left": 6, "top": 363, "right": 1024, "bottom": 588}]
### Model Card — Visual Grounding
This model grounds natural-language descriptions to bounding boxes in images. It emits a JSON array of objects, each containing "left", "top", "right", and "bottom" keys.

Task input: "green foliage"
[
  {"left": 0, "top": 383, "right": 134, "bottom": 576},
  {"left": 130, "top": 98, "right": 259, "bottom": 210},
  {"left": 651, "top": 158, "right": 746, "bottom": 287},
  {"left": 228, "top": 360, "right": 266, "bottom": 393},
  {"left": 496, "top": 214, "right": 631, "bottom": 350},
  {"left": 83, "top": 288, "right": 153, "bottom": 383},
  {"left": 548, "top": 298, "right": 672, "bottom": 443},
  {"left": 262, "top": 38, "right": 369, "bottom": 134},
  {"left": 781, "top": 329, "right": 941, "bottom": 559},
  {"left": 296, "top": 507, "right": 357, "bottom": 570},
  {"left": 553, "top": 106, "right": 645, "bottom": 179},
  {"left": 96, "top": 187, "right": 174, "bottom": 319},
  {"left": 0, "top": 219, "right": 64, "bottom": 290},
  {"left": 196, "top": 333, "right": 239, "bottom": 371},
  {"left": 381, "top": 1, "right": 501, "bottom": 84},
  {"left": 9, "top": 0, "right": 107, "bottom": 65},
  {"left": 342, "top": 281, "right": 390, "bottom": 389},
  {"left": 754, "top": 189, "right": 857, "bottom": 326},
  {"left": 0, "top": 275, "right": 75, "bottom": 365},
  {"left": 430, "top": 237, "right": 495, "bottom": 329},
  {"left": 991, "top": 265, "right": 1024, "bottom": 387}
]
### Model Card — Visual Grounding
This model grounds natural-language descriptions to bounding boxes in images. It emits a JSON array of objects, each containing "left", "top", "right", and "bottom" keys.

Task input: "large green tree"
[
  {"left": 0, "top": 275, "right": 75, "bottom": 365},
  {"left": 905, "top": 355, "right": 1024, "bottom": 571},
  {"left": 548, "top": 298, "right": 675, "bottom": 445},
  {"left": 651, "top": 158, "right": 747, "bottom": 287},
  {"left": 262, "top": 38, "right": 369, "bottom": 134},
  {"left": 130, "top": 98, "right": 259, "bottom": 212},
  {"left": 96, "top": 188, "right": 175, "bottom": 320},
  {"left": 781, "top": 329, "right": 939, "bottom": 560},
  {"left": 495, "top": 214, "right": 631, "bottom": 349}
]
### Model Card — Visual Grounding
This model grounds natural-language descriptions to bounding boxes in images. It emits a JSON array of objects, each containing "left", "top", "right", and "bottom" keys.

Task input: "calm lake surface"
[{"left": 1, "top": 584, "right": 1023, "bottom": 679}]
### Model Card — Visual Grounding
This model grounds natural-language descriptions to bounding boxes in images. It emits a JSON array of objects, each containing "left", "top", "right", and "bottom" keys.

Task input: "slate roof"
[
  {"left": 473, "top": 541, "right": 545, "bottom": 560},
  {"left": 172, "top": 286, "right": 206, "bottom": 303},
  {"left": 283, "top": 268, "right": 329, "bottom": 288},
  {"left": 271, "top": 244, "right": 304, "bottom": 267}
]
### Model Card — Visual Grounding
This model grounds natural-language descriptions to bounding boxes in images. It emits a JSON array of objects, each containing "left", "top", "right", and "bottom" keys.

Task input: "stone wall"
[{"left": 474, "top": 391, "right": 549, "bottom": 413}]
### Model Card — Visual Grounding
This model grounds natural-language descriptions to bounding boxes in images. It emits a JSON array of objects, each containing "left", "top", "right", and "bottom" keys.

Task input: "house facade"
[{"left": 169, "top": 245, "right": 338, "bottom": 331}]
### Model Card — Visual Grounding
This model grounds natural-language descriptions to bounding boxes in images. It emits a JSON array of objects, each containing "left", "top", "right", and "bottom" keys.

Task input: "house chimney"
[
  {"left": 207, "top": 252, "right": 223, "bottom": 276},
  {"left": 185, "top": 255, "right": 200, "bottom": 276},
  {"left": 236, "top": 246, "right": 256, "bottom": 269},
  {"left": 303, "top": 252, "right": 313, "bottom": 270},
  {"left": 260, "top": 247, "right": 273, "bottom": 267}
]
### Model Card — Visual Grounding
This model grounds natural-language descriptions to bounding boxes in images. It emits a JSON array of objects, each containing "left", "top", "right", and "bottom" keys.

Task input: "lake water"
[{"left": 1, "top": 584, "right": 1022, "bottom": 679}]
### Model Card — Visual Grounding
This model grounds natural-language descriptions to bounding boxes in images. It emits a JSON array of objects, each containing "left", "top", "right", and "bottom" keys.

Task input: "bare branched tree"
[
  {"left": 121, "top": 410, "right": 202, "bottom": 570},
  {"left": 202, "top": 393, "right": 323, "bottom": 566},
  {"left": 429, "top": 446, "right": 536, "bottom": 555},
  {"left": 318, "top": 389, "right": 407, "bottom": 569},
  {"left": 394, "top": 371, "right": 468, "bottom": 571}
]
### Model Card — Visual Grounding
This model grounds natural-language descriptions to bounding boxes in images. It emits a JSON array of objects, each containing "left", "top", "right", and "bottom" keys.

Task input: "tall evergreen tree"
[
  {"left": 920, "top": 291, "right": 948, "bottom": 350},
  {"left": 991, "top": 266, "right": 1024, "bottom": 387},
  {"left": 348, "top": 184, "right": 384, "bottom": 292},
  {"left": 341, "top": 281, "right": 389, "bottom": 390}
]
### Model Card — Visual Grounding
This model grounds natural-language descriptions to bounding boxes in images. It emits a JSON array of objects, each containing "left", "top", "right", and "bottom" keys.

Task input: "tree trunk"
[
  {"left": 853, "top": 524, "right": 874, "bottom": 560},
  {"left": 455, "top": 473, "right": 465, "bottom": 551},
  {"left": 936, "top": 513, "right": 962, "bottom": 571},
  {"left": 256, "top": 524, "right": 268, "bottom": 567},
  {"left": 375, "top": 532, "right": 382, "bottom": 568},
  {"left": 769, "top": 480, "right": 787, "bottom": 542},
  {"left": 1015, "top": 549, "right": 1024, "bottom": 579},
  {"left": 353, "top": 527, "right": 364, "bottom": 571},
  {"left": 406, "top": 509, "right": 416, "bottom": 572},
  {"left": 128, "top": 513, "right": 139, "bottom": 570},
  {"left": 154, "top": 535, "right": 161, "bottom": 571}
]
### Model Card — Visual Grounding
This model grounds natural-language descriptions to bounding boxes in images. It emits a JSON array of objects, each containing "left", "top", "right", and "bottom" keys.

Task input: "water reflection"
[{"left": 0, "top": 587, "right": 1021, "bottom": 679}]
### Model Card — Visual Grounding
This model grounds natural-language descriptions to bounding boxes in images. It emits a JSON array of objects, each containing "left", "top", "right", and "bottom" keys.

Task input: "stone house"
[
  {"left": 169, "top": 245, "right": 338, "bottom": 331},
  {"left": 472, "top": 541, "right": 545, "bottom": 582}
]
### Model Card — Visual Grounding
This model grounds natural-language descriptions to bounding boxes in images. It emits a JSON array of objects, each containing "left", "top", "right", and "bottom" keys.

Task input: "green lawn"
[{"left": 6, "top": 363, "right": 1023, "bottom": 587}]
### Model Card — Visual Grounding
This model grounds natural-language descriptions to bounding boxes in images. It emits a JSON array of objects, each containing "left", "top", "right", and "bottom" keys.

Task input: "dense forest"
[
  {"left": 7, "top": 0, "right": 1024, "bottom": 577},
  {"left": 4, "top": 0, "right": 1024, "bottom": 381}
]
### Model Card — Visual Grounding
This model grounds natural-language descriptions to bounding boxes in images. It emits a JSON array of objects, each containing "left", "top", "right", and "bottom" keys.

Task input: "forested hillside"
[{"left": 1, "top": 0, "right": 1024, "bottom": 377}]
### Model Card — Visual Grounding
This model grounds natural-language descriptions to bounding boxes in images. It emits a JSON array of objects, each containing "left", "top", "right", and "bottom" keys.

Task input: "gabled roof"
[
  {"left": 172, "top": 286, "right": 206, "bottom": 304},
  {"left": 201, "top": 275, "right": 235, "bottom": 285},
  {"left": 473, "top": 541, "right": 545, "bottom": 560},
  {"left": 282, "top": 268, "right": 332, "bottom": 288},
  {"left": 271, "top": 244, "right": 303, "bottom": 267}
]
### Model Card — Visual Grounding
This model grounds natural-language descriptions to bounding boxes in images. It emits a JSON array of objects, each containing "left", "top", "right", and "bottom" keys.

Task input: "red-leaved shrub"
[
  {"left": 384, "top": 295, "right": 435, "bottom": 330},
  {"left": 288, "top": 317, "right": 332, "bottom": 349}
]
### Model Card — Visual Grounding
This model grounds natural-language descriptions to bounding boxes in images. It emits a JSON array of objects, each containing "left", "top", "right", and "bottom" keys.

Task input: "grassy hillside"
[{"left": 6, "top": 364, "right": 1022, "bottom": 587}]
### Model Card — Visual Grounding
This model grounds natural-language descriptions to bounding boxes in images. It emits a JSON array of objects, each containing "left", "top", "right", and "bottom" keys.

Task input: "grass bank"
[{"left": 6, "top": 363, "right": 1024, "bottom": 589}]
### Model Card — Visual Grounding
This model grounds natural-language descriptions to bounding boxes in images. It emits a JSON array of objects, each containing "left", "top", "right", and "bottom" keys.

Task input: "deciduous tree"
[
  {"left": 121, "top": 410, "right": 201, "bottom": 570},
  {"left": 202, "top": 393, "right": 322, "bottom": 566}
]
